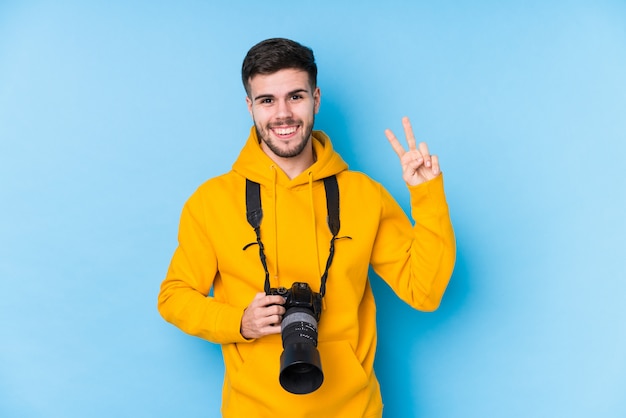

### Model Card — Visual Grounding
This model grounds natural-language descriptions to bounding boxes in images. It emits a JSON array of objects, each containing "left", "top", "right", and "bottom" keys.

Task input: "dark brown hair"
[{"left": 241, "top": 38, "right": 317, "bottom": 96}]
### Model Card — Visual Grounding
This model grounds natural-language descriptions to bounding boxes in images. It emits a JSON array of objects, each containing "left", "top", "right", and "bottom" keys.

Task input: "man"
[{"left": 158, "top": 38, "right": 455, "bottom": 417}]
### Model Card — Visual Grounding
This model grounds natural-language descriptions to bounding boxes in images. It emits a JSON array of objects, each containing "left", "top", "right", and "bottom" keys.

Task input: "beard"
[{"left": 254, "top": 116, "right": 315, "bottom": 158}]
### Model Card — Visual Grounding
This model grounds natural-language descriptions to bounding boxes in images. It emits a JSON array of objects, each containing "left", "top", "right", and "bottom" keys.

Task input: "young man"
[{"left": 158, "top": 38, "right": 455, "bottom": 417}]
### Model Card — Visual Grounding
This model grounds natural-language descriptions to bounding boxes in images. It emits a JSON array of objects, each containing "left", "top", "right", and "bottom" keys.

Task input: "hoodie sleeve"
[
  {"left": 370, "top": 174, "right": 456, "bottom": 311},
  {"left": 157, "top": 192, "right": 249, "bottom": 344}
]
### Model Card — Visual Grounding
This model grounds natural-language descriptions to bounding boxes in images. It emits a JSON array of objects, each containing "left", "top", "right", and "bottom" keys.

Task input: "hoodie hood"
[{"left": 232, "top": 126, "right": 348, "bottom": 186}]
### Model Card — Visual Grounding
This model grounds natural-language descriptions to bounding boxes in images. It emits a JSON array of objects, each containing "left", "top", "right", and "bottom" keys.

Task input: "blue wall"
[{"left": 1, "top": 1, "right": 625, "bottom": 417}]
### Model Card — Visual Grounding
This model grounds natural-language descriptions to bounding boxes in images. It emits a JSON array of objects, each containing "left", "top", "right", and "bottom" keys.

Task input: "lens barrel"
[{"left": 278, "top": 309, "right": 323, "bottom": 394}]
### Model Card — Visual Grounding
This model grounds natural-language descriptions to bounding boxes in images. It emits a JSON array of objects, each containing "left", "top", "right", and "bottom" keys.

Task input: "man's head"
[
  {"left": 242, "top": 38, "right": 317, "bottom": 97},
  {"left": 242, "top": 39, "right": 321, "bottom": 169}
]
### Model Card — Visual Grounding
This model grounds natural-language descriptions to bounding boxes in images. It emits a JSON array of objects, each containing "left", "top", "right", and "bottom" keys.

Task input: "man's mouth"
[{"left": 271, "top": 125, "right": 299, "bottom": 138}]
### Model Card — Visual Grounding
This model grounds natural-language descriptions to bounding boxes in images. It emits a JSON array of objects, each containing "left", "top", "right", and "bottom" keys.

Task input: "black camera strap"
[
  {"left": 244, "top": 178, "right": 270, "bottom": 293},
  {"left": 244, "top": 175, "right": 345, "bottom": 297}
]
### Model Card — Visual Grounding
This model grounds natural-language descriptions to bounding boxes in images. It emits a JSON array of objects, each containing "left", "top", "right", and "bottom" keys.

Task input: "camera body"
[
  {"left": 268, "top": 282, "right": 322, "bottom": 322},
  {"left": 267, "top": 282, "right": 324, "bottom": 394}
]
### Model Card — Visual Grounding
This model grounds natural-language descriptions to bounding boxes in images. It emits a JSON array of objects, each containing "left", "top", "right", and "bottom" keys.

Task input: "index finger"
[
  {"left": 385, "top": 128, "right": 407, "bottom": 159},
  {"left": 264, "top": 294, "right": 287, "bottom": 306},
  {"left": 250, "top": 292, "right": 284, "bottom": 308}
]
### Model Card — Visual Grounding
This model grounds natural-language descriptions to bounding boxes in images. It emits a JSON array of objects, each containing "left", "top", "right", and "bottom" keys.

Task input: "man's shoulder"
[
  {"left": 336, "top": 170, "right": 381, "bottom": 189},
  {"left": 184, "top": 171, "right": 244, "bottom": 204},
  {"left": 196, "top": 170, "right": 241, "bottom": 190}
]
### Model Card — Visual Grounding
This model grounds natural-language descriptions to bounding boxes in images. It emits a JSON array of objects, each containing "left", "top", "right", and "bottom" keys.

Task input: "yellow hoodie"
[{"left": 158, "top": 127, "right": 455, "bottom": 417}]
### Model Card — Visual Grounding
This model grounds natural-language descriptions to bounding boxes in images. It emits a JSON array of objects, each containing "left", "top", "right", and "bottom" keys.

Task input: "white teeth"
[{"left": 274, "top": 127, "right": 297, "bottom": 135}]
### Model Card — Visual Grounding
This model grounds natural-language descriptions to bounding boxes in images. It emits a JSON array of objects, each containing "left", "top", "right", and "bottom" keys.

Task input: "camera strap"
[{"left": 244, "top": 175, "right": 345, "bottom": 297}]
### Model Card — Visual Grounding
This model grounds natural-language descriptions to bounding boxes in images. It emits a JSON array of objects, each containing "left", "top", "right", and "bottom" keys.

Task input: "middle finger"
[{"left": 402, "top": 117, "right": 417, "bottom": 151}]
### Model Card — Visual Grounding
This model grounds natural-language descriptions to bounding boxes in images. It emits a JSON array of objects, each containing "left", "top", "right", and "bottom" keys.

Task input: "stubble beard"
[{"left": 255, "top": 117, "right": 315, "bottom": 159}]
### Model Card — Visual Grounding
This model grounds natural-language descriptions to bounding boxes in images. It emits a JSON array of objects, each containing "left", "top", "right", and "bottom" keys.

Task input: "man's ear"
[
  {"left": 314, "top": 87, "right": 321, "bottom": 114},
  {"left": 246, "top": 95, "right": 253, "bottom": 115}
]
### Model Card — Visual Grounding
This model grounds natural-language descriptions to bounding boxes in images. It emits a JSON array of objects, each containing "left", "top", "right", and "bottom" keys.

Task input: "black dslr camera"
[{"left": 267, "top": 282, "right": 323, "bottom": 394}]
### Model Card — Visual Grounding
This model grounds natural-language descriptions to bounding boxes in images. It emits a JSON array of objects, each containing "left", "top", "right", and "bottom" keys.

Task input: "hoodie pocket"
[
  {"left": 309, "top": 340, "right": 372, "bottom": 407},
  {"left": 228, "top": 339, "right": 373, "bottom": 416},
  {"left": 230, "top": 341, "right": 283, "bottom": 402}
]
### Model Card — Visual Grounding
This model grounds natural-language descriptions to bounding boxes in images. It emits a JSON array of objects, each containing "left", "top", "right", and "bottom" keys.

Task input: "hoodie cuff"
[
  {"left": 407, "top": 174, "right": 449, "bottom": 219},
  {"left": 215, "top": 303, "right": 253, "bottom": 344}
]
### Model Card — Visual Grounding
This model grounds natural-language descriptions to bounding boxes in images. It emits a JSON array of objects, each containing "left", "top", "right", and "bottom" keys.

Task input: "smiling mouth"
[{"left": 271, "top": 126, "right": 299, "bottom": 138}]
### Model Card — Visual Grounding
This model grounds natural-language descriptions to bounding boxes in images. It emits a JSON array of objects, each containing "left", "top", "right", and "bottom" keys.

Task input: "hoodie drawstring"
[
  {"left": 270, "top": 165, "right": 279, "bottom": 284},
  {"left": 243, "top": 171, "right": 349, "bottom": 300},
  {"left": 308, "top": 171, "right": 323, "bottom": 280}
]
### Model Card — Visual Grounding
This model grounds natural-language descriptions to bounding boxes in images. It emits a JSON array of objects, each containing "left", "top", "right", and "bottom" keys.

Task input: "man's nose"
[{"left": 275, "top": 99, "right": 293, "bottom": 118}]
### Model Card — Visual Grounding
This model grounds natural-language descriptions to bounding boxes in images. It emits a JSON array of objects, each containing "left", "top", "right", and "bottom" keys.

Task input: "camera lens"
[{"left": 279, "top": 308, "right": 323, "bottom": 394}]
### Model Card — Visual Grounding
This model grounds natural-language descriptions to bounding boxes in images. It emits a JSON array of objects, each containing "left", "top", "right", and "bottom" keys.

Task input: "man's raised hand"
[{"left": 385, "top": 116, "right": 440, "bottom": 186}]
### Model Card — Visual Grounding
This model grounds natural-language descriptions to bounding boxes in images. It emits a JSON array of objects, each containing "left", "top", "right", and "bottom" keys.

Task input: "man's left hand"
[{"left": 385, "top": 116, "right": 440, "bottom": 186}]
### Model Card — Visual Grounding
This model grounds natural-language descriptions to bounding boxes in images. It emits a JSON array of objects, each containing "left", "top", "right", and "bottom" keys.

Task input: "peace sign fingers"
[{"left": 385, "top": 116, "right": 441, "bottom": 186}]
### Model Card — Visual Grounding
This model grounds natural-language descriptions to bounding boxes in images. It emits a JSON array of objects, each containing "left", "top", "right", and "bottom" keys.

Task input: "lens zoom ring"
[{"left": 281, "top": 311, "right": 318, "bottom": 330}]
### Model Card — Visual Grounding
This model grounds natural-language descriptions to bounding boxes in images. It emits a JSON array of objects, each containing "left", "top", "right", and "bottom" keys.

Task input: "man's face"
[{"left": 246, "top": 68, "right": 321, "bottom": 160}]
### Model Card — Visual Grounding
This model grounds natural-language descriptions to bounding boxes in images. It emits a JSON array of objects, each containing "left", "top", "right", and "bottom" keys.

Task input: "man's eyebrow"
[
  {"left": 253, "top": 93, "right": 275, "bottom": 101},
  {"left": 287, "top": 88, "right": 309, "bottom": 96},
  {"left": 253, "top": 89, "right": 310, "bottom": 101}
]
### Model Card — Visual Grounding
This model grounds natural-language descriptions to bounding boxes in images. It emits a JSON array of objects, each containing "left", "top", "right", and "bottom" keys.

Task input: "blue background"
[{"left": 1, "top": 1, "right": 625, "bottom": 417}]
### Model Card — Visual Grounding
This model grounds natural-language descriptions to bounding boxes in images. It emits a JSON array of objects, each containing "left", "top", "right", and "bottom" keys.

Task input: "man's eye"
[
  {"left": 290, "top": 95, "right": 303, "bottom": 101},
  {"left": 260, "top": 98, "right": 273, "bottom": 104}
]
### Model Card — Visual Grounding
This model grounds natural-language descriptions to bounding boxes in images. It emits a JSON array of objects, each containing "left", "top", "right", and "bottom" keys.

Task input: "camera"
[{"left": 267, "top": 282, "right": 323, "bottom": 394}]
